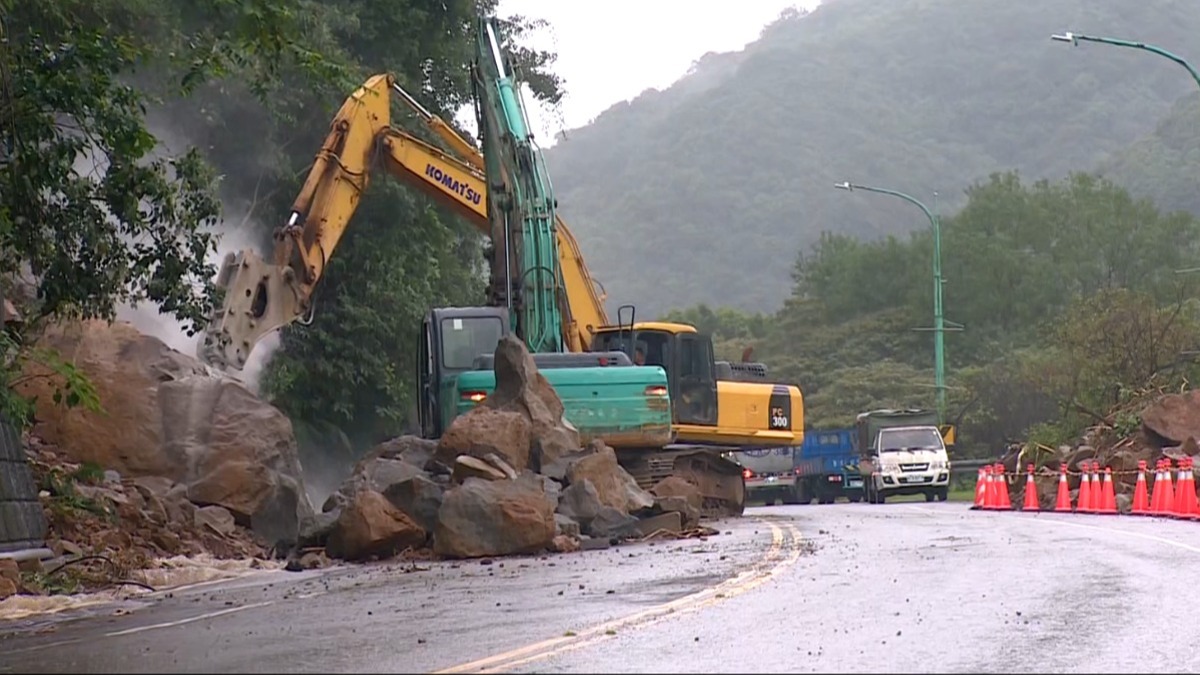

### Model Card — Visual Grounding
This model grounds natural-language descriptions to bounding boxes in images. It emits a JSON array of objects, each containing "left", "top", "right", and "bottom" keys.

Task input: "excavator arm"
[
  {"left": 199, "top": 72, "right": 608, "bottom": 371},
  {"left": 470, "top": 16, "right": 564, "bottom": 354}
]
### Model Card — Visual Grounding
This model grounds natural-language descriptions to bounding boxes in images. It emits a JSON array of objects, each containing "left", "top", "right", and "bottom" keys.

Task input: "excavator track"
[{"left": 617, "top": 446, "right": 746, "bottom": 518}]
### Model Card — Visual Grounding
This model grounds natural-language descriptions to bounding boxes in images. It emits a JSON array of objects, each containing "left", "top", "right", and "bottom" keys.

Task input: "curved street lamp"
[
  {"left": 834, "top": 181, "right": 962, "bottom": 424},
  {"left": 1051, "top": 32, "right": 1200, "bottom": 92}
]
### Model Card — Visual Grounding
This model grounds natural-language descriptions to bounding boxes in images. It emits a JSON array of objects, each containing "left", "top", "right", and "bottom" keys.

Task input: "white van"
[{"left": 860, "top": 422, "right": 951, "bottom": 503}]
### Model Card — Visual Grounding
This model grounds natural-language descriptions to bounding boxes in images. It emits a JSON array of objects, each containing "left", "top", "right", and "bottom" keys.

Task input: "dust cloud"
[
  {"left": 114, "top": 224, "right": 281, "bottom": 394},
  {"left": 109, "top": 118, "right": 283, "bottom": 394}
]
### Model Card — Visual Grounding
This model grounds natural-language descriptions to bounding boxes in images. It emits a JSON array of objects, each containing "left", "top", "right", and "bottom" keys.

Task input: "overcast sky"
[{"left": 463, "top": 0, "right": 823, "bottom": 144}]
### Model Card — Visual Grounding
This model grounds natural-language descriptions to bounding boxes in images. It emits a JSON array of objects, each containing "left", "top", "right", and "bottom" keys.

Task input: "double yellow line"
[{"left": 434, "top": 519, "right": 804, "bottom": 674}]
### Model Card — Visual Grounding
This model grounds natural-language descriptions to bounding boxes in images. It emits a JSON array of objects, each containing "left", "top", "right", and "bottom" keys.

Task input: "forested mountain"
[
  {"left": 543, "top": 0, "right": 1200, "bottom": 317},
  {"left": 1102, "top": 92, "right": 1200, "bottom": 218}
]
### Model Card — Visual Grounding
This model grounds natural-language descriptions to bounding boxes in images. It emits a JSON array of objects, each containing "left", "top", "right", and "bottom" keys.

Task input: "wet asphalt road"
[{"left": 4, "top": 502, "right": 1200, "bottom": 673}]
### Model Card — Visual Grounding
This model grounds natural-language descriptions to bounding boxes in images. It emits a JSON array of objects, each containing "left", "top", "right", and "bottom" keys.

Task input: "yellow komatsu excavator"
[{"left": 199, "top": 70, "right": 805, "bottom": 515}]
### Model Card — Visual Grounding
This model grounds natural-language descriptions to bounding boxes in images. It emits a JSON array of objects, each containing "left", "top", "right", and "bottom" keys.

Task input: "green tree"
[
  {"left": 0, "top": 0, "right": 341, "bottom": 423},
  {"left": 664, "top": 171, "right": 1200, "bottom": 456}
]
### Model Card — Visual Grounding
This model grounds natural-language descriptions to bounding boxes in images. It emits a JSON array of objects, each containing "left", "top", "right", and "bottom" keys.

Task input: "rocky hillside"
[{"left": 543, "top": 0, "right": 1200, "bottom": 315}]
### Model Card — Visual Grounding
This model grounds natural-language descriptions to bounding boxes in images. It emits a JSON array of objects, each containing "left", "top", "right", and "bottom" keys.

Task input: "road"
[{"left": 3, "top": 502, "right": 1200, "bottom": 673}]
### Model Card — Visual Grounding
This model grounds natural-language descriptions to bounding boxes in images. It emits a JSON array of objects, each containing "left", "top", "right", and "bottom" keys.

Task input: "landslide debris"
[
  {"left": 1001, "top": 386, "right": 1200, "bottom": 512},
  {"left": 307, "top": 335, "right": 717, "bottom": 564}
]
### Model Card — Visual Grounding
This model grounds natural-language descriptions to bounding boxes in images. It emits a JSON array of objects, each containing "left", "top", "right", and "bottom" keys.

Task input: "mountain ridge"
[{"left": 542, "top": 0, "right": 1200, "bottom": 317}]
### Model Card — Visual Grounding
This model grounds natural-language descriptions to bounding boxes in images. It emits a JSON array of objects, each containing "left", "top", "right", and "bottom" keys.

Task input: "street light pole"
[
  {"left": 1051, "top": 32, "right": 1200, "bottom": 93},
  {"left": 834, "top": 181, "right": 958, "bottom": 425}
]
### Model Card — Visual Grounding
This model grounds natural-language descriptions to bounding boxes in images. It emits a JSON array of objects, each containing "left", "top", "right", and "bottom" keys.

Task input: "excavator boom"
[
  {"left": 199, "top": 72, "right": 608, "bottom": 370},
  {"left": 470, "top": 17, "right": 564, "bottom": 354},
  {"left": 196, "top": 22, "right": 803, "bottom": 518}
]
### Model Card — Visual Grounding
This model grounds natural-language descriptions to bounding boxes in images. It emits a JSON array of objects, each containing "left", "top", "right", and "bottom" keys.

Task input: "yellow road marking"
[{"left": 434, "top": 520, "right": 804, "bottom": 674}]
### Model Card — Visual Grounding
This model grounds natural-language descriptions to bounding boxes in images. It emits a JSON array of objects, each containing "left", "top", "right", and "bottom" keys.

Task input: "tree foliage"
[
  {"left": 663, "top": 171, "right": 1200, "bottom": 457},
  {"left": 0, "top": 0, "right": 564, "bottom": 447},
  {"left": 0, "top": 0, "right": 349, "bottom": 423}
]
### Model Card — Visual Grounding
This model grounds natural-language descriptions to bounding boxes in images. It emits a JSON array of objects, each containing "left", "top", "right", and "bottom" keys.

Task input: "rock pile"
[
  {"left": 1, "top": 436, "right": 267, "bottom": 598},
  {"left": 302, "top": 335, "right": 709, "bottom": 564},
  {"left": 17, "top": 320, "right": 313, "bottom": 549},
  {"left": 10, "top": 320, "right": 712, "bottom": 588},
  {"left": 1003, "top": 388, "right": 1200, "bottom": 512}
]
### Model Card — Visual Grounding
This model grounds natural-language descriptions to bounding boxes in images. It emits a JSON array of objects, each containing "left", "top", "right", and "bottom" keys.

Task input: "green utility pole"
[
  {"left": 834, "top": 181, "right": 962, "bottom": 425},
  {"left": 1051, "top": 32, "right": 1200, "bottom": 92}
]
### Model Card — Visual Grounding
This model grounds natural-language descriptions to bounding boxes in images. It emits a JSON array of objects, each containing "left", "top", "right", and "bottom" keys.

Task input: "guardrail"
[
  {"left": 950, "top": 458, "right": 994, "bottom": 474},
  {"left": 0, "top": 414, "right": 48, "bottom": 556}
]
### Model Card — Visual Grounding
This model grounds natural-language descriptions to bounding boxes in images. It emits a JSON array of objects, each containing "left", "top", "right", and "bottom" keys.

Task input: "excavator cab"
[
  {"left": 416, "top": 306, "right": 509, "bottom": 438},
  {"left": 591, "top": 322, "right": 718, "bottom": 427}
]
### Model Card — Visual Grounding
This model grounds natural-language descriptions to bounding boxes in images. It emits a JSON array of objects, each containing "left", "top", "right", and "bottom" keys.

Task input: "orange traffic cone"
[
  {"left": 972, "top": 466, "right": 987, "bottom": 510},
  {"left": 1077, "top": 464, "right": 1092, "bottom": 513},
  {"left": 1152, "top": 459, "right": 1176, "bottom": 517},
  {"left": 1186, "top": 458, "right": 1200, "bottom": 521},
  {"left": 996, "top": 463, "right": 1012, "bottom": 510},
  {"left": 1097, "top": 466, "right": 1117, "bottom": 515},
  {"left": 1022, "top": 463, "right": 1040, "bottom": 511},
  {"left": 1174, "top": 457, "right": 1198, "bottom": 519},
  {"left": 1131, "top": 459, "right": 1150, "bottom": 515},
  {"left": 1149, "top": 460, "right": 1162, "bottom": 514},
  {"left": 1054, "top": 465, "right": 1071, "bottom": 512},
  {"left": 1169, "top": 460, "right": 1185, "bottom": 518}
]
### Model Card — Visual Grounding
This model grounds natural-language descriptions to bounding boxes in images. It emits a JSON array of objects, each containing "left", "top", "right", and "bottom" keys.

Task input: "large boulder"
[
  {"left": 433, "top": 473, "right": 556, "bottom": 558},
  {"left": 326, "top": 490, "right": 426, "bottom": 562},
  {"left": 436, "top": 407, "right": 532, "bottom": 471},
  {"left": 381, "top": 475, "right": 444, "bottom": 533},
  {"left": 367, "top": 435, "right": 438, "bottom": 468},
  {"left": 650, "top": 476, "right": 703, "bottom": 528},
  {"left": 323, "top": 435, "right": 440, "bottom": 514},
  {"left": 1141, "top": 390, "right": 1200, "bottom": 445},
  {"left": 16, "top": 320, "right": 314, "bottom": 546},
  {"left": 556, "top": 478, "right": 605, "bottom": 527},
  {"left": 323, "top": 456, "right": 427, "bottom": 513},
  {"left": 566, "top": 441, "right": 655, "bottom": 514},
  {"left": 490, "top": 336, "right": 582, "bottom": 466}
]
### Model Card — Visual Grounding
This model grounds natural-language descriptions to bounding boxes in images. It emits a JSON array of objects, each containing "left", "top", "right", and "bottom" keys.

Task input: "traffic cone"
[
  {"left": 1054, "top": 465, "right": 1071, "bottom": 512},
  {"left": 1149, "top": 460, "right": 1162, "bottom": 514},
  {"left": 1169, "top": 460, "right": 1186, "bottom": 518},
  {"left": 995, "top": 463, "right": 1012, "bottom": 510},
  {"left": 1131, "top": 459, "right": 1150, "bottom": 515},
  {"left": 1152, "top": 459, "right": 1176, "bottom": 517},
  {"left": 1077, "top": 465, "right": 1092, "bottom": 513},
  {"left": 1022, "top": 463, "right": 1040, "bottom": 511},
  {"left": 1097, "top": 466, "right": 1117, "bottom": 515},
  {"left": 1174, "top": 457, "right": 1197, "bottom": 518},
  {"left": 972, "top": 466, "right": 987, "bottom": 510},
  {"left": 1185, "top": 458, "right": 1200, "bottom": 521}
]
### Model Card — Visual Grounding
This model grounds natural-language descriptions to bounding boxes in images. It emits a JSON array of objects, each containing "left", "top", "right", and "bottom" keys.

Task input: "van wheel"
[
  {"left": 867, "top": 482, "right": 884, "bottom": 504},
  {"left": 936, "top": 486, "right": 949, "bottom": 502},
  {"left": 924, "top": 490, "right": 936, "bottom": 502}
]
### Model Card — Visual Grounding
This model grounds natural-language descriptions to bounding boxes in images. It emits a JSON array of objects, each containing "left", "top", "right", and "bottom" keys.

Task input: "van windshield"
[{"left": 878, "top": 428, "right": 943, "bottom": 452}]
